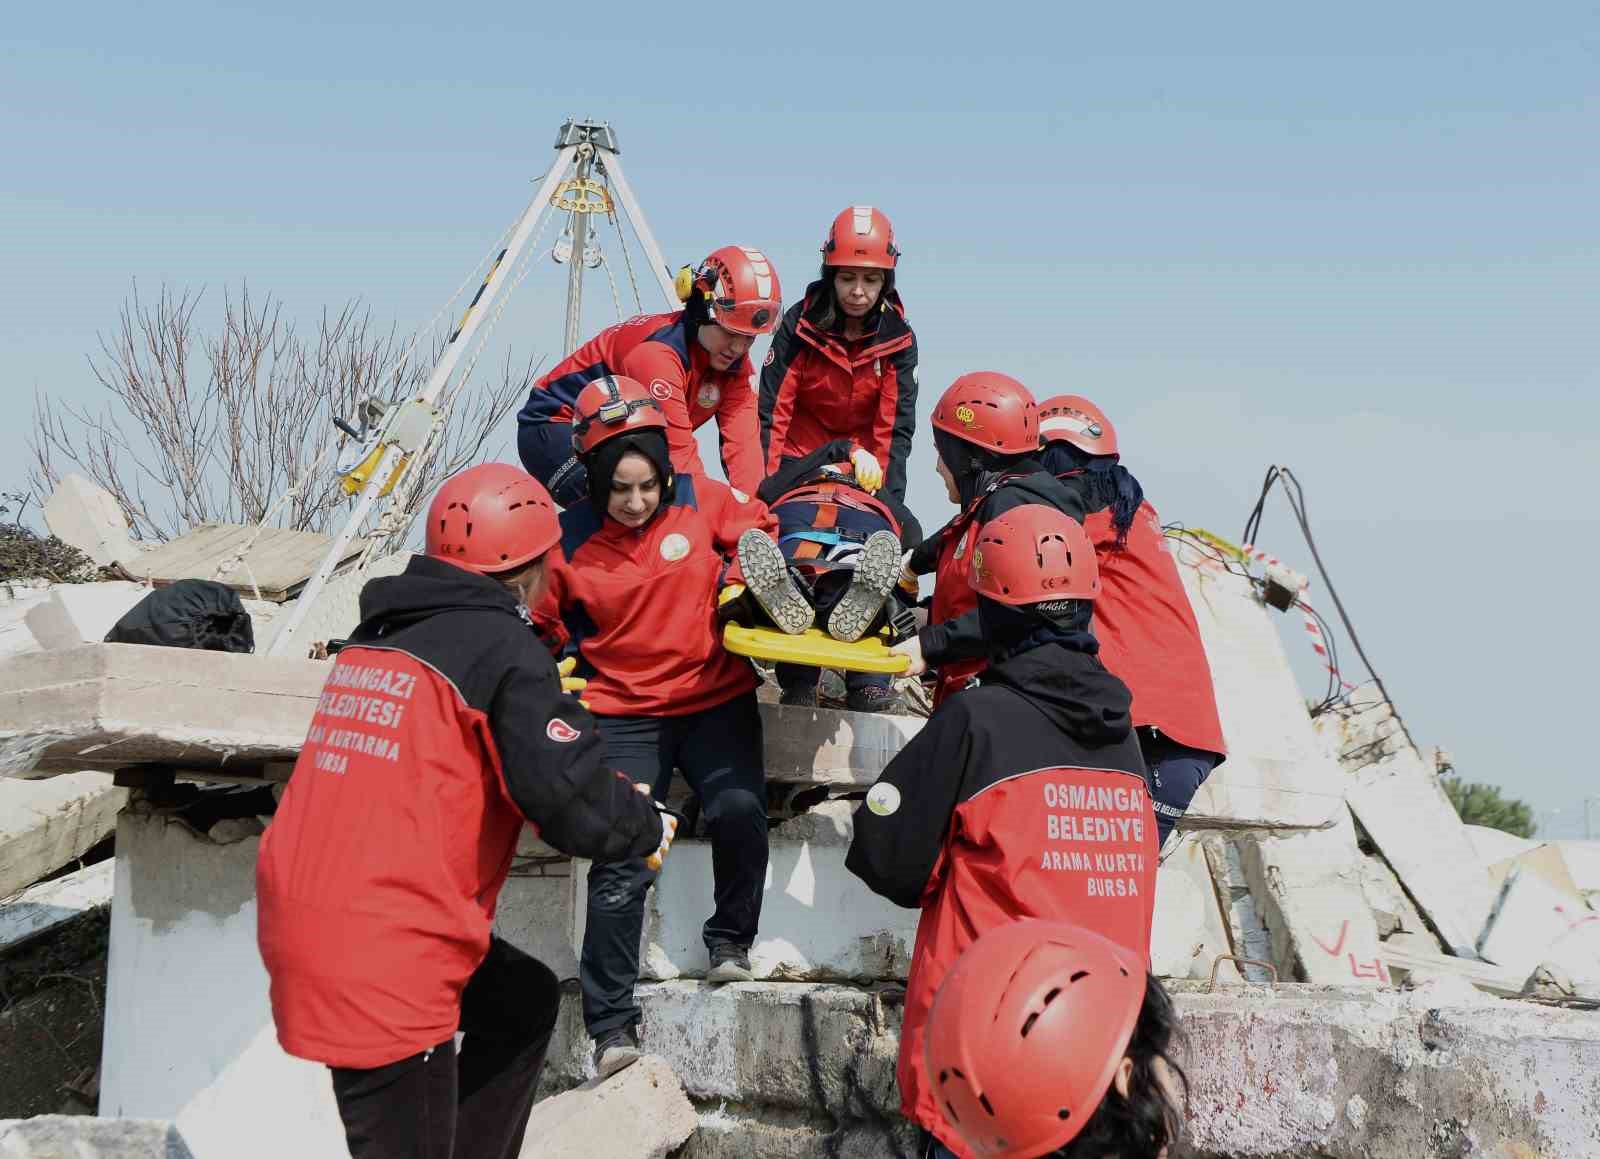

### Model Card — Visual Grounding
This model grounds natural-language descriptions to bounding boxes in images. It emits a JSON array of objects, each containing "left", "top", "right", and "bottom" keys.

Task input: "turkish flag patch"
[
  {"left": 546, "top": 718, "right": 580, "bottom": 743},
  {"left": 649, "top": 380, "right": 673, "bottom": 401}
]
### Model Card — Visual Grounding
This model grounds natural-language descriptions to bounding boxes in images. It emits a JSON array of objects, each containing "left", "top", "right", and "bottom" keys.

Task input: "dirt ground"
[{"left": 0, "top": 908, "right": 108, "bottom": 1118}]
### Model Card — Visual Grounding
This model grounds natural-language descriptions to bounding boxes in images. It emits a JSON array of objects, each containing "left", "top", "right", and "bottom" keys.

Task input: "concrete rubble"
[
  {"left": 41, "top": 474, "right": 142, "bottom": 571},
  {"left": 518, "top": 1056, "right": 696, "bottom": 1159},
  {"left": 0, "top": 1116, "right": 194, "bottom": 1159},
  {"left": 3, "top": 497, "right": 1598, "bottom": 1156},
  {"left": 0, "top": 859, "right": 115, "bottom": 954}
]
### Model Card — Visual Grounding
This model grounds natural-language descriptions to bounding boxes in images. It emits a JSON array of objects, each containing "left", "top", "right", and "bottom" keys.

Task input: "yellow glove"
[
  {"left": 557, "top": 656, "right": 589, "bottom": 708},
  {"left": 850, "top": 447, "right": 884, "bottom": 493},
  {"left": 718, "top": 583, "right": 747, "bottom": 607},
  {"left": 635, "top": 783, "right": 680, "bottom": 871}
]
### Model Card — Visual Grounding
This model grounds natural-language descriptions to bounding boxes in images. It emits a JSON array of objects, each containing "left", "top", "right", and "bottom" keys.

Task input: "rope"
[
  {"left": 610, "top": 208, "right": 644, "bottom": 315},
  {"left": 597, "top": 250, "right": 625, "bottom": 323}
]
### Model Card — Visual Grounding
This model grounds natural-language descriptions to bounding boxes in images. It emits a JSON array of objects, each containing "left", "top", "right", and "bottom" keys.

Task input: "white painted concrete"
[
  {"left": 24, "top": 582, "right": 151, "bottom": 650},
  {"left": 1464, "top": 823, "right": 1537, "bottom": 866},
  {"left": 1346, "top": 749, "right": 1498, "bottom": 959},
  {"left": 259, "top": 551, "right": 413, "bottom": 654},
  {"left": 1151, "top": 833, "right": 1238, "bottom": 981},
  {"left": 1554, "top": 840, "right": 1600, "bottom": 896},
  {"left": 1173, "top": 544, "right": 1349, "bottom": 829},
  {"left": 0, "top": 772, "right": 125, "bottom": 898},
  {"left": 0, "top": 857, "right": 114, "bottom": 952},
  {"left": 0, "top": 588, "right": 48, "bottom": 661},
  {"left": 42, "top": 473, "right": 142, "bottom": 569},
  {"left": 1477, "top": 868, "right": 1600, "bottom": 983},
  {"left": 518, "top": 1056, "right": 696, "bottom": 1159}
]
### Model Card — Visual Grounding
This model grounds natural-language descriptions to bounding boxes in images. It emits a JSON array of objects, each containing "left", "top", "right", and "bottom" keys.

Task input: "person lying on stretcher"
[{"left": 720, "top": 438, "right": 923, "bottom": 655}]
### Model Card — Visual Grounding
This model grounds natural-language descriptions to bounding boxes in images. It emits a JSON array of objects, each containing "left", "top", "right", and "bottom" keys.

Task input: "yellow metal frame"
[
  {"left": 722, "top": 624, "right": 909, "bottom": 675},
  {"left": 552, "top": 178, "right": 614, "bottom": 214}
]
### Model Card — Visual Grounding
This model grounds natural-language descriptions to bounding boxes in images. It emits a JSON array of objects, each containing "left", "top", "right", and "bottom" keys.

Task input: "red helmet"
[
  {"left": 1039, "top": 394, "right": 1119, "bottom": 459},
  {"left": 570, "top": 374, "right": 667, "bottom": 456},
  {"left": 822, "top": 205, "right": 899, "bottom": 269},
  {"left": 924, "top": 919, "right": 1146, "bottom": 1158},
  {"left": 426, "top": 463, "right": 560, "bottom": 575},
  {"left": 971, "top": 505, "right": 1100, "bottom": 604},
  {"left": 677, "top": 245, "right": 782, "bottom": 336},
  {"left": 930, "top": 372, "right": 1039, "bottom": 456}
]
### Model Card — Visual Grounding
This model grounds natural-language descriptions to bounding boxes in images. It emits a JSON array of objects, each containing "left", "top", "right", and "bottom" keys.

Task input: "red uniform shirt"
[
  {"left": 536, "top": 475, "right": 776, "bottom": 717},
  {"left": 520, "top": 311, "right": 762, "bottom": 492},
  {"left": 1086, "top": 501, "right": 1227, "bottom": 756}
]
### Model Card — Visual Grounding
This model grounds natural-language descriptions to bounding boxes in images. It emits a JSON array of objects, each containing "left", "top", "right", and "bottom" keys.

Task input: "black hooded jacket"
[{"left": 846, "top": 642, "right": 1143, "bottom": 907}]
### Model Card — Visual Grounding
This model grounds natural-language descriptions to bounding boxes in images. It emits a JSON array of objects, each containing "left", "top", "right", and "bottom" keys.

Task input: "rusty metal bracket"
[{"left": 1208, "top": 954, "right": 1279, "bottom": 990}]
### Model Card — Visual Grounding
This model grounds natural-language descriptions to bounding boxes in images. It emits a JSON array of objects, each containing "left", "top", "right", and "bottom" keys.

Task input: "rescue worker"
[
  {"left": 892, "top": 373, "right": 1085, "bottom": 705},
  {"left": 1038, "top": 395, "right": 1227, "bottom": 846},
  {"left": 532, "top": 374, "right": 775, "bottom": 1078},
  {"left": 517, "top": 245, "right": 781, "bottom": 504},
  {"left": 847, "top": 504, "right": 1157, "bottom": 1159},
  {"left": 256, "top": 464, "right": 675, "bottom": 1159},
  {"left": 726, "top": 438, "right": 923, "bottom": 710},
  {"left": 759, "top": 205, "right": 918, "bottom": 502},
  {"left": 922, "top": 919, "right": 1186, "bottom": 1159}
]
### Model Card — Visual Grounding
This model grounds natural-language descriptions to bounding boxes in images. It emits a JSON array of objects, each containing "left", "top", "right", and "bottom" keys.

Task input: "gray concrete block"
[
  {"left": 1151, "top": 832, "right": 1238, "bottom": 981},
  {"left": 1477, "top": 868, "right": 1600, "bottom": 983},
  {"left": 518, "top": 1056, "right": 696, "bottom": 1159},
  {"left": 0, "top": 772, "right": 125, "bottom": 898},
  {"left": 1345, "top": 750, "right": 1498, "bottom": 959},
  {"left": 24, "top": 583, "right": 150, "bottom": 650},
  {"left": 0, "top": 1116, "right": 194, "bottom": 1158},
  {"left": 42, "top": 473, "right": 142, "bottom": 569}
]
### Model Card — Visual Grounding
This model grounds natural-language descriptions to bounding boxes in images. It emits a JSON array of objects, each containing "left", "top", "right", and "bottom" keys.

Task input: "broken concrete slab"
[
  {"left": 1477, "top": 868, "right": 1600, "bottom": 983},
  {"left": 1356, "top": 848, "right": 1439, "bottom": 948},
  {"left": 1345, "top": 749, "right": 1497, "bottom": 958},
  {"left": 1151, "top": 833, "right": 1238, "bottom": 981},
  {"left": 1553, "top": 840, "right": 1600, "bottom": 897},
  {"left": 23, "top": 582, "right": 151, "bottom": 650},
  {"left": 0, "top": 644, "right": 325, "bottom": 778},
  {"left": 0, "top": 1116, "right": 194, "bottom": 1158},
  {"left": 42, "top": 474, "right": 142, "bottom": 570},
  {"left": 517, "top": 1055, "right": 696, "bottom": 1159},
  {"left": 0, "top": 858, "right": 114, "bottom": 953},
  {"left": 0, "top": 772, "right": 125, "bottom": 899},
  {"left": 0, "top": 645, "right": 921, "bottom": 787},
  {"left": 1464, "top": 822, "right": 1537, "bottom": 866},
  {"left": 0, "top": 590, "right": 49, "bottom": 662},
  {"left": 122, "top": 523, "right": 367, "bottom": 603},
  {"left": 1200, "top": 835, "right": 1276, "bottom": 982},
  {"left": 493, "top": 868, "right": 580, "bottom": 981},
  {"left": 1487, "top": 841, "right": 1582, "bottom": 897},
  {"left": 1236, "top": 813, "right": 1390, "bottom": 985},
  {"left": 1172, "top": 544, "right": 1350, "bottom": 829}
]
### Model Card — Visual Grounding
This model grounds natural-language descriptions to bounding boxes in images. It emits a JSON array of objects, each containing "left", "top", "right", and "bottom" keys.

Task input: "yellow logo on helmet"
[{"left": 954, "top": 404, "right": 976, "bottom": 426}]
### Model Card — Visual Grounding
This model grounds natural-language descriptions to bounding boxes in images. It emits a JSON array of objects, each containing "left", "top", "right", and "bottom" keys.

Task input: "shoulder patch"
[
  {"left": 867, "top": 782, "right": 901, "bottom": 816},
  {"left": 696, "top": 382, "right": 721, "bottom": 409},
  {"left": 762, "top": 348, "right": 775, "bottom": 368},
  {"left": 660, "top": 532, "right": 691, "bottom": 562},
  {"left": 546, "top": 718, "right": 580, "bottom": 743},
  {"left": 649, "top": 379, "right": 673, "bottom": 401}
]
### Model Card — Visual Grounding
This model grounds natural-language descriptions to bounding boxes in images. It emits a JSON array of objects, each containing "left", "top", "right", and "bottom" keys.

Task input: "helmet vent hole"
[
  {"left": 950, "top": 1068, "right": 966, "bottom": 1080},
  {"left": 1058, "top": 1108, "right": 1071, "bottom": 1121},
  {"left": 1044, "top": 985, "right": 1064, "bottom": 1004},
  {"left": 944, "top": 1101, "right": 960, "bottom": 1125},
  {"left": 509, "top": 502, "right": 522, "bottom": 511},
  {"left": 465, "top": 522, "right": 473, "bottom": 537},
  {"left": 978, "top": 1094, "right": 995, "bottom": 1117},
  {"left": 500, "top": 553, "right": 509, "bottom": 561},
  {"left": 1069, "top": 970, "right": 1089, "bottom": 984},
  {"left": 1119, "top": 967, "right": 1129, "bottom": 977},
  {"left": 938, "top": 1070, "right": 949, "bottom": 1085},
  {"left": 1020, "top": 1012, "right": 1040, "bottom": 1038}
]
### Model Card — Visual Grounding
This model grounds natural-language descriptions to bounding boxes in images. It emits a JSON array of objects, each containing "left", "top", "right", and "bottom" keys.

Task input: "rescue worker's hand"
[
  {"left": 556, "top": 656, "right": 589, "bottom": 709},
  {"left": 635, "top": 783, "right": 680, "bottom": 870},
  {"left": 850, "top": 448, "right": 884, "bottom": 493},
  {"left": 890, "top": 635, "right": 927, "bottom": 676}
]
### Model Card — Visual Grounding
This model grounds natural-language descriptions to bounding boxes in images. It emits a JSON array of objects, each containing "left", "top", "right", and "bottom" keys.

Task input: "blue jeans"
[{"left": 579, "top": 691, "right": 768, "bottom": 1037}]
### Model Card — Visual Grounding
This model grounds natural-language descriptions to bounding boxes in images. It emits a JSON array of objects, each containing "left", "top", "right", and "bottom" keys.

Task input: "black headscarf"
[
  {"left": 585, "top": 429, "right": 675, "bottom": 520},
  {"left": 933, "top": 427, "right": 1041, "bottom": 509},
  {"left": 1040, "top": 442, "right": 1145, "bottom": 548}
]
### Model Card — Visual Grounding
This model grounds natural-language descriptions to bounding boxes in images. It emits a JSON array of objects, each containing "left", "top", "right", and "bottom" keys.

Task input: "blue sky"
[{"left": 3, "top": 3, "right": 1596, "bottom": 832}]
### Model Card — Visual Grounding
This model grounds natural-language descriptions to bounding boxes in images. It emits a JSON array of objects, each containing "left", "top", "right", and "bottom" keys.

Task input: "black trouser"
[
  {"left": 772, "top": 571, "right": 892, "bottom": 697},
  {"left": 580, "top": 691, "right": 768, "bottom": 1038},
  {"left": 329, "top": 937, "right": 560, "bottom": 1159},
  {"left": 1138, "top": 728, "right": 1223, "bottom": 845},
  {"left": 516, "top": 417, "right": 588, "bottom": 508}
]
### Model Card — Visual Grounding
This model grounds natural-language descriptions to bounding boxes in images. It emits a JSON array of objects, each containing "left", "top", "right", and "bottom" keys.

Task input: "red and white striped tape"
[{"left": 1243, "top": 541, "right": 1357, "bottom": 693}]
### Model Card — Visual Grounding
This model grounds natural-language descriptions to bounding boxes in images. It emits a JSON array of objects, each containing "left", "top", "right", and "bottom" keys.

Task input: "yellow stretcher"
[{"left": 721, "top": 624, "right": 910, "bottom": 675}]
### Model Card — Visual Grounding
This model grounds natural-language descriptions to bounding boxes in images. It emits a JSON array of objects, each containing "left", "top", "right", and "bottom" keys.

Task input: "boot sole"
[
  {"left": 707, "top": 961, "right": 754, "bottom": 983},
  {"left": 595, "top": 1045, "right": 641, "bottom": 1080},
  {"left": 827, "top": 531, "right": 902, "bottom": 642},
  {"left": 738, "top": 529, "right": 813, "bottom": 636}
]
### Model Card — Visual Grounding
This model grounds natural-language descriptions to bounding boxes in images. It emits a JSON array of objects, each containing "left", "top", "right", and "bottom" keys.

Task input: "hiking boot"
[
  {"left": 738, "top": 529, "right": 813, "bottom": 636},
  {"left": 707, "top": 944, "right": 754, "bottom": 983},
  {"left": 826, "top": 530, "right": 902, "bottom": 642},
  {"left": 593, "top": 1025, "right": 641, "bottom": 1079},
  {"left": 778, "top": 683, "right": 817, "bottom": 707},
  {"left": 846, "top": 682, "right": 902, "bottom": 714}
]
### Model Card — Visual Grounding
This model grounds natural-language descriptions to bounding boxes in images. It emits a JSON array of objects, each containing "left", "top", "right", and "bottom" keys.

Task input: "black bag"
[{"left": 105, "top": 579, "right": 255, "bottom": 654}]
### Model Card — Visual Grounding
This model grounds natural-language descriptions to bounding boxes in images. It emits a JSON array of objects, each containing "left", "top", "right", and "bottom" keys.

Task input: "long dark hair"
[
  {"left": 802, "top": 264, "right": 896, "bottom": 335},
  {"left": 1040, "top": 442, "right": 1145, "bottom": 550},
  {"left": 1052, "top": 973, "right": 1187, "bottom": 1158}
]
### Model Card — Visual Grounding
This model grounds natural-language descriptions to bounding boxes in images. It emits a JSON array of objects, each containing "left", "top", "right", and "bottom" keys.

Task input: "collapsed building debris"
[{"left": 3, "top": 481, "right": 1598, "bottom": 1157}]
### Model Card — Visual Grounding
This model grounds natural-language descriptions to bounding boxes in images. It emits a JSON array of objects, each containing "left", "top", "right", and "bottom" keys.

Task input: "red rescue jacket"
[
  {"left": 535, "top": 475, "right": 776, "bottom": 717},
  {"left": 1085, "top": 501, "right": 1227, "bottom": 756},
  {"left": 758, "top": 285, "right": 918, "bottom": 501},
  {"left": 256, "top": 556, "right": 661, "bottom": 1069},
  {"left": 518, "top": 311, "right": 762, "bottom": 493},
  {"left": 846, "top": 643, "right": 1154, "bottom": 1155}
]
